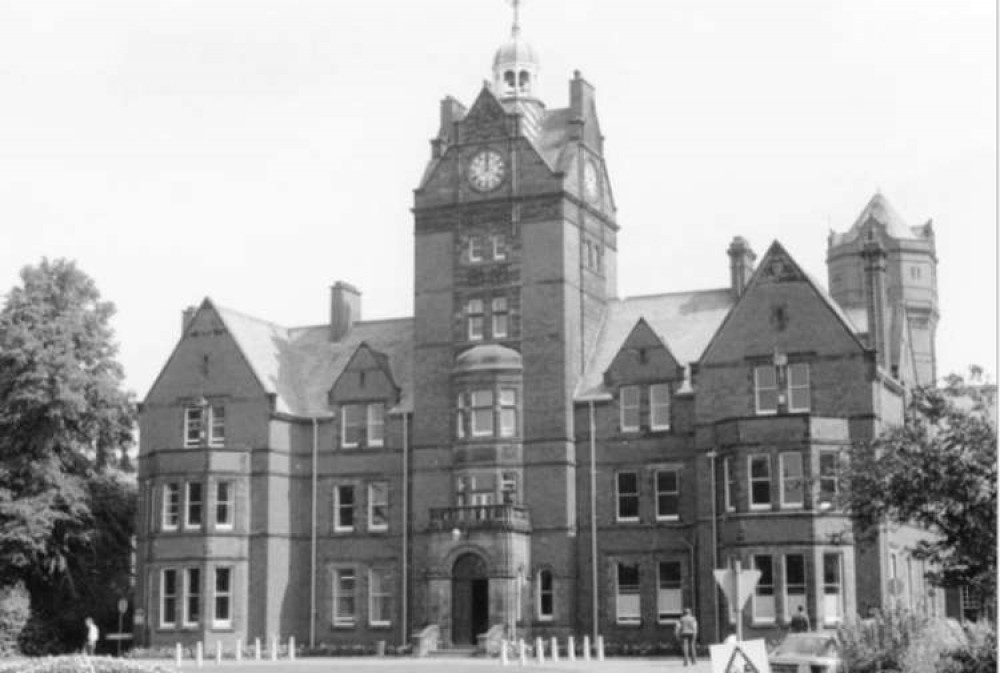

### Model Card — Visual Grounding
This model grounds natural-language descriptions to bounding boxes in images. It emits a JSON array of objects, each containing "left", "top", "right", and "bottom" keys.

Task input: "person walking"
[
  {"left": 789, "top": 606, "right": 810, "bottom": 633},
  {"left": 84, "top": 617, "right": 99, "bottom": 656},
  {"left": 675, "top": 607, "right": 698, "bottom": 666}
]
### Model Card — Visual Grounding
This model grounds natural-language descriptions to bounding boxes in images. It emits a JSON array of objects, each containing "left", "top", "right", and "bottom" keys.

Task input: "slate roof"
[
  {"left": 830, "top": 192, "right": 929, "bottom": 246},
  {"left": 213, "top": 304, "right": 413, "bottom": 417},
  {"left": 575, "top": 288, "right": 734, "bottom": 399}
]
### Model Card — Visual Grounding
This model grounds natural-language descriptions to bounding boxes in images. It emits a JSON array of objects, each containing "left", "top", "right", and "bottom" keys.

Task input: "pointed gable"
[
  {"left": 603, "top": 318, "right": 683, "bottom": 387},
  {"left": 329, "top": 342, "right": 401, "bottom": 406},
  {"left": 460, "top": 86, "right": 510, "bottom": 144},
  {"left": 700, "top": 241, "right": 867, "bottom": 364}
]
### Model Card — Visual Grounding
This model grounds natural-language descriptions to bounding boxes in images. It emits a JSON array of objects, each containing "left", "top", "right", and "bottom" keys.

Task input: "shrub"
[
  {"left": 0, "top": 655, "right": 173, "bottom": 673},
  {"left": 0, "top": 583, "right": 30, "bottom": 656},
  {"left": 937, "top": 621, "right": 996, "bottom": 673}
]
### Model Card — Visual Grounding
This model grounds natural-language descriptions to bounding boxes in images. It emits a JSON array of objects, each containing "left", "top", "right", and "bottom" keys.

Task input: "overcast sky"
[{"left": 1, "top": 0, "right": 995, "bottom": 398}]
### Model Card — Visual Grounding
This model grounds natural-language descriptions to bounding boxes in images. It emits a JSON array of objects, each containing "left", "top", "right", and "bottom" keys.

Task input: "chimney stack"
[
  {"left": 330, "top": 282, "right": 361, "bottom": 342},
  {"left": 182, "top": 306, "right": 197, "bottom": 336},
  {"left": 861, "top": 240, "right": 890, "bottom": 367},
  {"left": 727, "top": 236, "right": 757, "bottom": 299}
]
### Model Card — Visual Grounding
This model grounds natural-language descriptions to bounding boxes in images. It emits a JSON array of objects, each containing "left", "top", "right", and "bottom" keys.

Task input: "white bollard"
[
  {"left": 254, "top": 637, "right": 261, "bottom": 660},
  {"left": 235, "top": 639, "right": 242, "bottom": 662},
  {"left": 215, "top": 641, "right": 222, "bottom": 664},
  {"left": 270, "top": 636, "right": 278, "bottom": 661},
  {"left": 175, "top": 643, "right": 183, "bottom": 668},
  {"left": 568, "top": 636, "right": 576, "bottom": 661},
  {"left": 535, "top": 637, "right": 545, "bottom": 664},
  {"left": 289, "top": 636, "right": 296, "bottom": 661},
  {"left": 518, "top": 639, "right": 527, "bottom": 666},
  {"left": 195, "top": 641, "right": 204, "bottom": 668},
  {"left": 500, "top": 639, "right": 509, "bottom": 666},
  {"left": 551, "top": 637, "right": 559, "bottom": 662},
  {"left": 583, "top": 635, "right": 591, "bottom": 661},
  {"left": 597, "top": 635, "right": 605, "bottom": 661}
]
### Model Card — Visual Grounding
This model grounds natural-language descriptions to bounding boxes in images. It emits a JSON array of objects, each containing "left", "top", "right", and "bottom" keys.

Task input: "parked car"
[{"left": 768, "top": 631, "right": 841, "bottom": 673}]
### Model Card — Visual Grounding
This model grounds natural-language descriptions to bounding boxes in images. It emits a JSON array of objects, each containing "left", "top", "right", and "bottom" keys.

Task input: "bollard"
[
  {"left": 195, "top": 641, "right": 204, "bottom": 668},
  {"left": 551, "top": 637, "right": 560, "bottom": 662},
  {"left": 254, "top": 637, "right": 261, "bottom": 661},
  {"left": 583, "top": 635, "right": 591, "bottom": 661},
  {"left": 518, "top": 639, "right": 527, "bottom": 666},
  {"left": 271, "top": 636, "right": 278, "bottom": 661},
  {"left": 500, "top": 639, "right": 509, "bottom": 666},
  {"left": 535, "top": 637, "right": 545, "bottom": 664},
  {"left": 215, "top": 641, "right": 222, "bottom": 664},
  {"left": 568, "top": 636, "right": 576, "bottom": 661},
  {"left": 289, "top": 636, "right": 296, "bottom": 661},
  {"left": 175, "top": 643, "right": 183, "bottom": 668},
  {"left": 235, "top": 639, "right": 242, "bottom": 662},
  {"left": 597, "top": 635, "right": 605, "bottom": 661}
]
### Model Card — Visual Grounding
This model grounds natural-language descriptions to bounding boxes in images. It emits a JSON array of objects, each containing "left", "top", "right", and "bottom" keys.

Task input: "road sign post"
[{"left": 117, "top": 598, "right": 128, "bottom": 656}]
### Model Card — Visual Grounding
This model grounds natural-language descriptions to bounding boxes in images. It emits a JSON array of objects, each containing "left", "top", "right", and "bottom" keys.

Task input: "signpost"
[
  {"left": 116, "top": 598, "right": 128, "bottom": 656},
  {"left": 713, "top": 560, "right": 761, "bottom": 641}
]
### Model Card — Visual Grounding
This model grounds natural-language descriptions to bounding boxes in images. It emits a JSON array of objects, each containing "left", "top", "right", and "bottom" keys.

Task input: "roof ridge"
[
  {"left": 621, "top": 287, "right": 730, "bottom": 302},
  {"left": 213, "top": 302, "right": 288, "bottom": 332}
]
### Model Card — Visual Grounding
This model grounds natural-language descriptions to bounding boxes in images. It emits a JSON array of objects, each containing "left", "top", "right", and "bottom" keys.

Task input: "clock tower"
[{"left": 409, "top": 3, "right": 618, "bottom": 646}]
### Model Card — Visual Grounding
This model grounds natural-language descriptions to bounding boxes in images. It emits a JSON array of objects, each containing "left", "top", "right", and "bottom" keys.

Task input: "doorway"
[{"left": 452, "top": 553, "right": 489, "bottom": 646}]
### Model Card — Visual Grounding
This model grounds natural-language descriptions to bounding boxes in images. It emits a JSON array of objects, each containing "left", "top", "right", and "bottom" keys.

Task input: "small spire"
[{"left": 509, "top": 0, "right": 522, "bottom": 37}]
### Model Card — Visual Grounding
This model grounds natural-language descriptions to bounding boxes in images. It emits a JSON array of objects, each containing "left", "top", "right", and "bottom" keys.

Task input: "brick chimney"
[
  {"left": 861, "top": 240, "right": 890, "bottom": 367},
  {"left": 433, "top": 96, "right": 467, "bottom": 157},
  {"left": 182, "top": 306, "right": 197, "bottom": 336},
  {"left": 727, "top": 236, "right": 757, "bottom": 299},
  {"left": 330, "top": 282, "right": 361, "bottom": 342}
]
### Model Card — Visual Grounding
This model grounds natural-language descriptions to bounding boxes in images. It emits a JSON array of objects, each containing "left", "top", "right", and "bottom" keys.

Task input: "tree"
[
  {"left": 844, "top": 369, "right": 997, "bottom": 612},
  {"left": 0, "top": 258, "right": 136, "bottom": 650}
]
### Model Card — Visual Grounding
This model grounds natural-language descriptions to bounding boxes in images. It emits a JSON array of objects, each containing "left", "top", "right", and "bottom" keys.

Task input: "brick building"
[{"left": 135, "top": 12, "right": 946, "bottom": 651}]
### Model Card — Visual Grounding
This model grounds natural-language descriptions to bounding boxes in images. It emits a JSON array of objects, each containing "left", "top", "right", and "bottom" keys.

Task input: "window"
[
  {"left": 186, "top": 482, "right": 203, "bottom": 528},
  {"left": 215, "top": 481, "right": 233, "bottom": 528},
  {"left": 785, "top": 555, "right": 807, "bottom": 619},
  {"left": 470, "top": 390, "right": 494, "bottom": 436},
  {"left": 209, "top": 406, "right": 225, "bottom": 446},
  {"left": 650, "top": 384, "right": 671, "bottom": 430},
  {"left": 616, "top": 472, "right": 640, "bottom": 521},
  {"left": 341, "top": 404, "right": 363, "bottom": 448},
  {"left": 657, "top": 562, "right": 683, "bottom": 622},
  {"left": 787, "top": 363, "right": 810, "bottom": 412},
  {"left": 184, "top": 405, "right": 224, "bottom": 447},
  {"left": 213, "top": 567, "right": 232, "bottom": 626},
  {"left": 655, "top": 469, "right": 680, "bottom": 521},
  {"left": 466, "top": 299, "right": 485, "bottom": 341},
  {"left": 818, "top": 451, "right": 839, "bottom": 508},
  {"left": 456, "top": 393, "right": 468, "bottom": 439},
  {"left": 468, "top": 236, "right": 485, "bottom": 262},
  {"left": 183, "top": 567, "right": 201, "bottom": 627},
  {"left": 780, "top": 453, "right": 804, "bottom": 508},
  {"left": 369, "top": 569, "right": 391, "bottom": 626},
  {"left": 368, "top": 482, "right": 388, "bottom": 532},
  {"left": 537, "top": 569, "right": 554, "bottom": 620},
  {"left": 749, "top": 455, "right": 771, "bottom": 509},
  {"left": 367, "top": 404, "right": 385, "bottom": 447},
  {"left": 500, "top": 472, "right": 518, "bottom": 505},
  {"left": 184, "top": 407, "right": 204, "bottom": 447},
  {"left": 491, "top": 235, "right": 506, "bottom": 261},
  {"left": 754, "top": 366, "right": 779, "bottom": 415},
  {"left": 499, "top": 388, "right": 517, "bottom": 437},
  {"left": 161, "top": 569, "right": 178, "bottom": 627},
  {"left": 492, "top": 297, "right": 509, "bottom": 338},
  {"left": 334, "top": 485, "right": 355, "bottom": 532},
  {"left": 163, "top": 483, "right": 180, "bottom": 530},
  {"left": 723, "top": 458, "right": 735, "bottom": 513},
  {"left": 620, "top": 386, "right": 640, "bottom": 432},
  {"left": 333, "top": 568, "right": 356, "bottom": 626},
  {"left": 616, "top": 563, "right": 641, "bottom": 624},
  {"left": 752, "top": 555, "right": 775, "bottom": 622},
  {"left": 822, "top": 554, "right": 843, "bottom": 625}
]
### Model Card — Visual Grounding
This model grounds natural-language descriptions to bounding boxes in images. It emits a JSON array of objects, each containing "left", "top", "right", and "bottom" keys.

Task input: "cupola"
[{"left": 492, "top": 0, "right": 539, "bottom": 101}]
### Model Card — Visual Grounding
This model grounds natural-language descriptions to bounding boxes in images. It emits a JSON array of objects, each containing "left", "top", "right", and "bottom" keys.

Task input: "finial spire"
[{"left": 509, "top": 0, "right": 522, "bottom": 36}]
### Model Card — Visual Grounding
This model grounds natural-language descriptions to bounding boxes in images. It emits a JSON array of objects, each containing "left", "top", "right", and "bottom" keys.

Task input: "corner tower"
[
  {"left": 827, "top": 193, "right": 938, "bottom": 385},
  {"left": 410, "top": 2, "right": 618, "bottom": 646}
]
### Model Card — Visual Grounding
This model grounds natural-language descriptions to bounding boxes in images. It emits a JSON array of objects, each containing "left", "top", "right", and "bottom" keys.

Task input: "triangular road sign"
[
  {"left": 713, "top": 569, "right": 762, "bottom": 610},
  {"left": 725, "top": 645, "right": 762, "bottom": 673}
]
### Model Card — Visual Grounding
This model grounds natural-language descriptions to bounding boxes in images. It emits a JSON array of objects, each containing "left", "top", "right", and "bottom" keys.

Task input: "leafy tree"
[
  {"left": 845, "top": 369, "right": 997, "bottom": 614},
  {"left": 0, "top": 258, "right": 136, "bottom": 650}
]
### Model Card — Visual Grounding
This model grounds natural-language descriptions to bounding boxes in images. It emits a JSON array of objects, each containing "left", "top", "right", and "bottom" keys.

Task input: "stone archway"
[{"left": 451, "top": 552, "right": 489, "bottom": 646}]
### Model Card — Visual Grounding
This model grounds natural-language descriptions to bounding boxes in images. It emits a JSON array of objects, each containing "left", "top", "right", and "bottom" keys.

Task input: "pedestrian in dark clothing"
[
  {"left": 790, "top": 605, "right": 810, "bottom": 632},
  {"left": 675, "top": 607, "right": 698, "bottom": 665}
]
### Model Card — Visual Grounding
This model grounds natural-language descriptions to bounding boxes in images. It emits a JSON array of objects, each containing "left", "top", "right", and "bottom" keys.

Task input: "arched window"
[
  {"left": 518, "top": 70, "right": 531, "bottom": 92},
  {"left": 504, "top": 70, "right": 516, "bottom": 91},
  {"left": 537, "top": 569, "right": 554, "bottom": 620}
]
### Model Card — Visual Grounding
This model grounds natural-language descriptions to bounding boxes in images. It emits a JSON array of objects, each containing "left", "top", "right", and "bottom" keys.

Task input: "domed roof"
[
  {"left": 493, "top": 32, "right": 539, "bottom": 69},
  {"left": 453, "top": 344, "right": 523, "bottom": 373}
]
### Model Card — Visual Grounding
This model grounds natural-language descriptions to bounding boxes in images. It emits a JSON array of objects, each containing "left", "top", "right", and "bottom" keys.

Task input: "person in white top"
[{"left": 84, "top": 617, "right": 99, "bottom": 656}]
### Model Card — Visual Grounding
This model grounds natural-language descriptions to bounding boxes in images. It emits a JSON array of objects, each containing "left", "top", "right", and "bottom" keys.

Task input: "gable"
[
  {"left": 701, "top": 243, "right": 867, "bottom": 364},
  {"left": 329, "top": 343, "right": 401, "bottom": 405},
  {"left": 459, "top": 87, "right": 510, "bottom": 144},
  {"left": 144, "top": 300, "right": 269, "bottom": 405},
  {"left": 604, "top": 319, "right": 683, "bottom": 387}
]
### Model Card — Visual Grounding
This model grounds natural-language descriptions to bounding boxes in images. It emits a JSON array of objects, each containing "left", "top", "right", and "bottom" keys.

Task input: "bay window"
[{"left": 780, "top": 452, "right": 803, "bottom": 508}]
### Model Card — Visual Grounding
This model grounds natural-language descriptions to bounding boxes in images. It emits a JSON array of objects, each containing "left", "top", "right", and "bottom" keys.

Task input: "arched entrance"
[{"left": 452, "top": 553, "right": 489, "bottom": 646}]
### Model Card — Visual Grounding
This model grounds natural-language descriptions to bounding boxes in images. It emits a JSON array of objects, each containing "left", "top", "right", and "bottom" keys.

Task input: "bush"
[
  {"left": 0, "top": 655, "right": 173, "bottom": 673},
  {"left": 937, "top": 621, "right": 996, "bottom": 673},
  {"left": 0, "top": 584, "right": 30, "bottom": 656}
]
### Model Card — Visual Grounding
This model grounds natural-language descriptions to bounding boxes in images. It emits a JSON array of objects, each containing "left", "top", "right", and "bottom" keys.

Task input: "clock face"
[
  {"left": 583, "top": 160, "right": 600, "bottom": 202},
  {"left": 468, "top": 150, "right": 506, "bottom": 192}
]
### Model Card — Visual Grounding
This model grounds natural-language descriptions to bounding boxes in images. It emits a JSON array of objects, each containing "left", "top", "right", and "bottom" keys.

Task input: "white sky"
[{"left": 1, "top": 0, "right": 995, "bottom": 398}]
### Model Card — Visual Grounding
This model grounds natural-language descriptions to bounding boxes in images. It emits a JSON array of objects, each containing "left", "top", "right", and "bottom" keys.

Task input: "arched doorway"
[{"left": 452, "top": 553, "right": 489, "bottom": 646}]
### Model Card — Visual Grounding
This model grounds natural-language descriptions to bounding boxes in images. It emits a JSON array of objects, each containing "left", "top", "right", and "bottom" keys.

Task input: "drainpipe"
[
  {"left": 310, "top": 417, "right": 319, "bottom": 649},
  {"left": 401, "top": 411, "right": 410, "bottom": 647},
  {"left": 589, "top": 400, "right": 599, "bottom": 643},
  {"left": 707, "top": 449, "right": 719, "bottom": 640}
]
